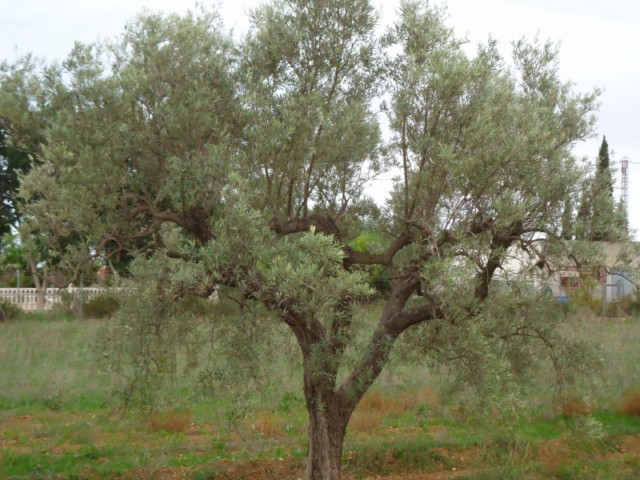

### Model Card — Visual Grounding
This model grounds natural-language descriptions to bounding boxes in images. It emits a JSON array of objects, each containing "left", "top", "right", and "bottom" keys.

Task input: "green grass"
[
  {"left": 0, "top": 318, "right": 110, "bottom": 412},
  {"left": 1, "top": 311, "right": 640, "bottom": 479}
]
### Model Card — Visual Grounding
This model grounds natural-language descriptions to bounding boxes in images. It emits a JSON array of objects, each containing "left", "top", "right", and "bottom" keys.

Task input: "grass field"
[{"left": 1, "top": 307, "right": 640, "bottom": 479}]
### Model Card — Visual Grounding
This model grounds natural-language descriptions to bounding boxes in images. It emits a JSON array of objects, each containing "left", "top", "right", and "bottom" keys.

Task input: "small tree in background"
[
  {"left": 593, "top": 136, "right": 615, "bottom": 241},
  {"left": 0, "top": 233, "right": 28, "bottom": 287},
  {"left": 0, "top": 128, "right": 32, "bottom": 236},
  {"left": 561, "top": 196, "right": 574, "bottom": 240},
  {"left": 598, "top": 137, "right": 613, "bottom": 193},
  {"left": 576, "top": 136, "right": 627, "bottom": 241},
  {"left": 1, "top": 2, "right": 603, "bottom": 478}
]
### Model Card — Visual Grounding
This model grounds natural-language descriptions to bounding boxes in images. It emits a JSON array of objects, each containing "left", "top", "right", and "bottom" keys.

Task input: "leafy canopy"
[{"left": 0, "top": 1, "right": 604, "bottom": 478}]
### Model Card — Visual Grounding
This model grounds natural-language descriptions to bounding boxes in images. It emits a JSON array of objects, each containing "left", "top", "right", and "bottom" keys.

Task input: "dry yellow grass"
[
  {"left": 619, "top": 389, "right": 640, "bottom": 417},
  {"left": 148, "top": 409, "right": 192, "bottom": 433},
  {"left": 556, "top": 395, "right": 593, "bottom": 417},
  {"left": 349, "top": 387, "right": 441, "bottom": 433},
  {"left": 359, "top": 390, "right": 393, "bottom": 412},
  {"left": 349, "top": 409, "right": 386, "bottom": 433},
  {"left": 358, "top": 387, "right": 440, "bottom": 414},
  {"left": 249, "top": 412, "right": 285, "bottom": 439},
  {"left": 538, "top": 437, "right": 572, "bottom": 476},
  {"left": 404, "top": 387, "right": 440, "bottom": 410}
]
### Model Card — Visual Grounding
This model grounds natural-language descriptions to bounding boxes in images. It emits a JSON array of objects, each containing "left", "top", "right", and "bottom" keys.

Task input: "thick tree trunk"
[
  {"left": 304, "top": 392, "right": 349, "bottom": 480},
  {"left": 282, "top": 300, "right": 416, "bottom": 480},
  {"left": 36, "top": 285, "right": 47, "bottom": 311},
  {"left": 296, "top": 317, "right": 404, "bottom": 479}
]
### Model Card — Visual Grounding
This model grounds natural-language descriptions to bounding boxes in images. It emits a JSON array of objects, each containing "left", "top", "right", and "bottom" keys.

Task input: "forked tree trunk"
[
  {"left": 297, "top": 329, "right": 400, "bottom": 479},
  {"left": 289, "top": 307, "right": 405, "bottom": 479}
]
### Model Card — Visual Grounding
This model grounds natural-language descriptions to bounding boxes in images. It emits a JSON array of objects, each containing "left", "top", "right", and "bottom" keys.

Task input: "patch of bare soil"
[
  {"left": 363, "top": 471, "right": 473, "bottom": 480},
  {"left": 537, "top": 436, "right": 573, "bottom": 476},
  {"left": 126, "top": 458, "right": 476, "bottom": 480}
]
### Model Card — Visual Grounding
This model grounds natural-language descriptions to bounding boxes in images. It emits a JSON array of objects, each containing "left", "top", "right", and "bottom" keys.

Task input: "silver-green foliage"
[{"left": 100, "top": 180, "right": 371, "bottom": 407}]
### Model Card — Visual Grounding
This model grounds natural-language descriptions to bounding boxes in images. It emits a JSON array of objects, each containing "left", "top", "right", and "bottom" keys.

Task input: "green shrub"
[
  {"left": 84, "top": 294, "right": 121, "bottom": 319},
  {"left": 366, "top": 264, "right": 391, "bottom": 295},
  {"left": 54, "top": 291, "right": 78, "bottom": 316},
  {"left": 179, "top": 294, "right": 215, "bottom": 316},
  {"left": 570, "top": 292, "right": 640, "bottom": 318},
  {"left": 0, "top": 300, "right": 22, "bottom": 321},
  {"left": 348, "top": 232, "right": 391, "bottom": 295},
  {"left": 620, "top": 293, "right": 640, "bottom": 317}
]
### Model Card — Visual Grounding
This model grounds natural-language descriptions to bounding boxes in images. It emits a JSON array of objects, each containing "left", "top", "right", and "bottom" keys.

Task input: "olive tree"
[{"left": 1, "top": 1, "right": 600, "bottom": 479}]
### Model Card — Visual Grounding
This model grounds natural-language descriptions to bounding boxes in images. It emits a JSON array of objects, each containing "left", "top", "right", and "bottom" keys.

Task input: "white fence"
[{"left": 0, "top": 287, "right": 107, "bottom": 311}]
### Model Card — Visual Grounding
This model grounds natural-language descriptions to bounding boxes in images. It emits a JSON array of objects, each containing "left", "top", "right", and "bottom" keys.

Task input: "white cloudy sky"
[{"left": 2, "top": 0, "right": 639, "bottom": 238}]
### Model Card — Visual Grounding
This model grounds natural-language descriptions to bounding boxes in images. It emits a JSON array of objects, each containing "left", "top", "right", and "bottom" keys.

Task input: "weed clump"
[
  {"left": 84, "top": 294, "right": 121, "bottom": 318},
  {"left": 148, "top": 408, "right": 192, "bottom": 433},
  {"left": 557, "top": 395, "right": 593, "bottom": 418},
  {"left": 619, "top": 390, "right": 640, "bottom": 417},
  {"left": 244, "top": 412, "right": 285, "bottom": 439},
  {"left": 0, "top": 300, "right": 22, "bottom": 321}
]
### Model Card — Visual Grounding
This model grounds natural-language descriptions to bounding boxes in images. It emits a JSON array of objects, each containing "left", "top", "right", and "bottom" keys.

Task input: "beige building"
[{"left": 550, "top": 242, "right": 640, "bottom": 302}]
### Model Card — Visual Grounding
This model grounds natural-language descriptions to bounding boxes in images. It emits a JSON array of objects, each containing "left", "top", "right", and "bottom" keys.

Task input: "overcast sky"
[{"left": 1, "top": 0, "right": 638, "bottom": 238}]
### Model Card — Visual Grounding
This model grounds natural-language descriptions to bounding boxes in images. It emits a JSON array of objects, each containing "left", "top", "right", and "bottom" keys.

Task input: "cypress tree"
[
  {"left": 592, "top": 136, "right": 616, "bottom": 241},
  {"left": 561, "top": 196, "right": 573, "bottom": 240},
  {"left": 597, "top": 136, "right": 613, "bottom": 197}
]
